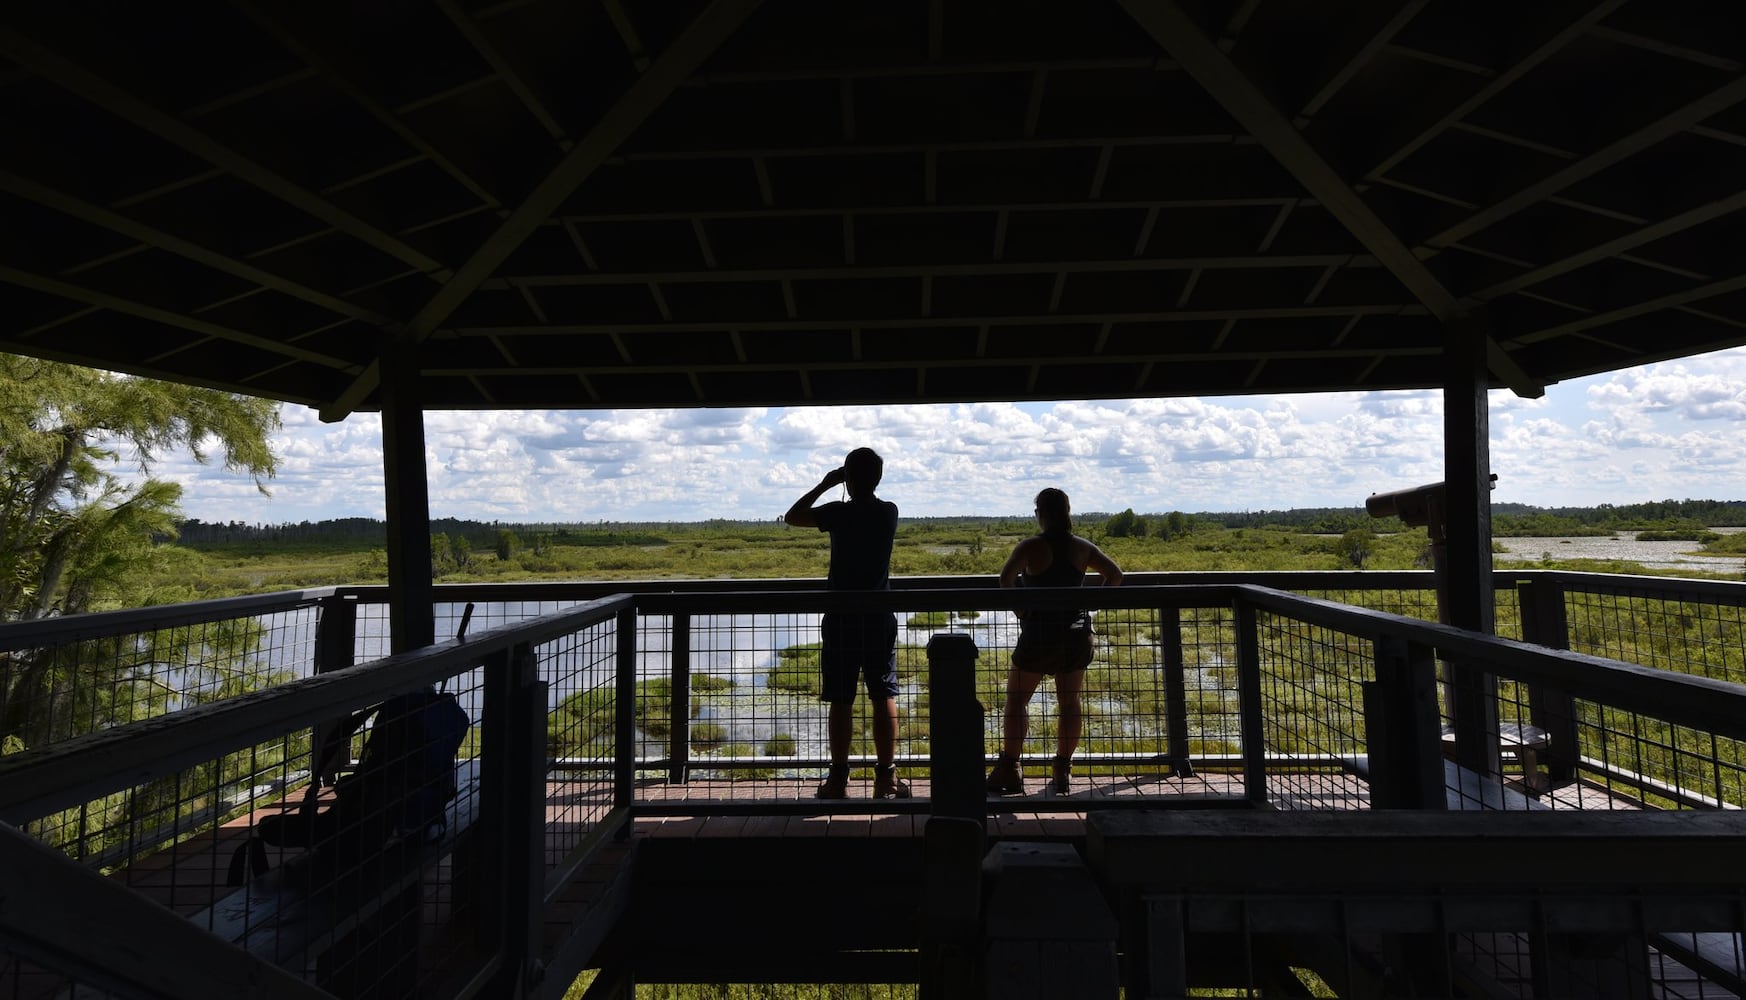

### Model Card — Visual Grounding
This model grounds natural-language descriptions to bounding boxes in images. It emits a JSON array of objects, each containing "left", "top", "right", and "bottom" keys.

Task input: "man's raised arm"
[{"left": 784, "top": 466, "right": 847, "bottom": 528}]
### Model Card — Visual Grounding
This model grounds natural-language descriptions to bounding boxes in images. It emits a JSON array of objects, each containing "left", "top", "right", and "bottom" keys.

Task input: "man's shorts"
[
  {"left": 819, "top": 611, "right": 899, "bottom": 703},
  {"left": 1010, "top": 628, "right": 1094, "bottom": 676}
]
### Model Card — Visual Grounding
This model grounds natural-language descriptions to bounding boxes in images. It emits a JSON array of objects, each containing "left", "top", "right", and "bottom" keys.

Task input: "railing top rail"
[
  {"left": 0, "top": 587, "right": 343, "bottom": 651},
  {"left": 1235, "top": 584, "right": 1746, "bottom": 743},
  {"left": 1517, "top": 569, "right": 1746, "bottom": 606},
  {"left": 631, "top": 583, "right": 1247, "bottom": 615},
  {"left": 0, "top": 594, "right": 635, "bottom": 826},
  {"left": 335, "top": 570, "right": 1448, "bottom": 603}
]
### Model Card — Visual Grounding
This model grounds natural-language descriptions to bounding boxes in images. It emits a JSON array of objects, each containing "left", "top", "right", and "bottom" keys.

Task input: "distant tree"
[
  {"left": 430, "top": 533, "right": 457, "bottom": 576},
  {"left": 452, "top": 534, "right": 472, "bottom": 571},
  {"left": 1105, "top": 508, "right": 1140, "bottom": 538},
  {"left": 1165, "top": 511, "right": 1189, "bottom": 539},
  {"left": 496, "top": 528, "right": 521, "bottom": 561},
  {"left": 1337, "top": 528, "right": 1376, "bottom": 569}
]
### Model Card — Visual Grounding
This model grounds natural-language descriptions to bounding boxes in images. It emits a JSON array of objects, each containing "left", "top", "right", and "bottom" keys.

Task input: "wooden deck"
[{"left": 3, "top": 768, "right": 1675, "bottom": 999}]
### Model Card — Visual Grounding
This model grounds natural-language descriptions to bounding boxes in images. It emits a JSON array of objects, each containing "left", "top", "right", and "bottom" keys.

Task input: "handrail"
[
  {"left": 0, "top": 586, "right": 340, "bottom": 650},
  {"left": 1236, "top": 584, "right": 1746, "bottom": 743},
  {"left": 0, "top": 595, "right": 633, "bottom": 825}
]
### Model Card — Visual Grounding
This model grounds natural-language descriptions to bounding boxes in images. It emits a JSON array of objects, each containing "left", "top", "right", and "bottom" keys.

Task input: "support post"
[
  {"left": 310, "top": 594, "right": 358, "bottom": 785},
  {"left": 1443, "top": 316, "right": 1500, "bottom": 778},
  {"left": 1234, "top": 600, "right": 1267, "bottom": 806},
  {"left": 922, "top": 633, "right": 985, "bottom": 999},
  {"left": 1518, "top": 578, "right": 1579, "bottom": 785},
  {"left": 379, "top": 341, "right": 435, "bottom": 653},
  {"left": 668, "top": 612, "right": 691, "bottom": 784},
  {"left": 1364, "top": 636, "right": 1445, "bottom": 810},
  {"left": 615, "top": 606, "right": 638, "bottom": 813},
  {"left": 926, "top": 633, "right": 984, "bottom": 823},
  {"left": 1159, "top": 608, "right": 1193, "bottom": 778},
  {"left": 481, "top": 644, "right": 546, "bottom": 996}
]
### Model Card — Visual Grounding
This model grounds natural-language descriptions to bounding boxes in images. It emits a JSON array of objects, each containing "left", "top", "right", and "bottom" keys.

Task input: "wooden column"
[
  {"left": 1441, "top": 317, "right": 1495, "bottom": 634},
  {"left": 1443, "top": 317, "right": 1499, "bottom": 777},
  {"left": 379, "top": 340, "right": 436, "bottom": 653}
]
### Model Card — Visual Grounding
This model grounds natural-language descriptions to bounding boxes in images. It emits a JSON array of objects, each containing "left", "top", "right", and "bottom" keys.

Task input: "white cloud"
[{"left": 133, "top": 346, "right": 1746, "bottom": 523}]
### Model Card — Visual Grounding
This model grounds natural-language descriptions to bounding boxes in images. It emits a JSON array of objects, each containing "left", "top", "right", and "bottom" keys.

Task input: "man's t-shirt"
[{"left": 813, "top": 497, "right": 898, "bottom": 590}]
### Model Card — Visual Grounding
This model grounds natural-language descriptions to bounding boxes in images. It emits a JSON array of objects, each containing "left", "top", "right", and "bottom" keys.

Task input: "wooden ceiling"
[{"left": 3, "top": 0, "right": 1744, "bottom": 419}]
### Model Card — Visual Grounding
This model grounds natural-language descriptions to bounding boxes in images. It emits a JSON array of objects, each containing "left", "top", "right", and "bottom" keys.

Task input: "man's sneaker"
[
  {"left": 815, "top": 767, "right": 850, "bottom": 799},
  {"left": 874, "top": 764, "right": 912, "bottom": 800},
  {"left": 1050, "top": 756, "right": 1072, "bottom": 796},
  {"left": 985, "top": 754, "right": 1024, "bottom": 796}
]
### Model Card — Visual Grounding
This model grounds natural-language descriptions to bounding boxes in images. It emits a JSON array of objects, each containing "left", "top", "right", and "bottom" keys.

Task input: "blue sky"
[{"left": 157, "top": 345, "right": 1746, "bottom": 524}]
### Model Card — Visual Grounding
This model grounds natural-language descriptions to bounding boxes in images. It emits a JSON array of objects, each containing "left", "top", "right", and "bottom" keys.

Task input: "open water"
[{"left": 1492, "top": 526, "right": 1746, "bottom": 576}]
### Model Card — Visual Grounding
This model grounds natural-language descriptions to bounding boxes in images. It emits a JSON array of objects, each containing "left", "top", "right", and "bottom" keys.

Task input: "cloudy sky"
[{"left": 158, "top": 345, "right": 1746, "bottom": 525}]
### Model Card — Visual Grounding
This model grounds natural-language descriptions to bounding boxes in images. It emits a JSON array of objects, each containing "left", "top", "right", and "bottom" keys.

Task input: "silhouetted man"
[{"left": 785, "top": 447, "right": 908, "bottom": 799}]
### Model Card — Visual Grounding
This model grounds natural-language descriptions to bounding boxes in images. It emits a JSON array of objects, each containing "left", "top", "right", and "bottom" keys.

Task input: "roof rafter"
[
  {"left": 229, "top": 0, "right": 504, "bottom": 208},
  {"left": 1116, "top": 0, "right": 1542, "bottom": 397},
  {"left": 1516, "top": 273, "right": 1746, "bottom": 345},
  {"left": 0, "top": 169, "right": 396, "bottom": 329},
  {"left": 0, "top": 264, "right": 362, "bottom": 373},
  {"left": 428, "top": 345, "right": 1437, "bottom": 378},
  {"left": 319, "top": 0, "right": 769, "bottom": 422},
  {"left": 1363, "top": 0, "right": 1627, "bottom": 181},
  {"left": 456, "top": 303, "right": 1422, "bottom": 336},
  {"left": 433, "top": 0, "right": 568, "bottom": 143},
  {"left": 1464, "top": 190, "right": 1746, "bottom": 305},
  {"left": 1426, "top": 74, "right": 1746, "bottom": 249},
  {"left": 487, "top": 254, "right": 1371, "bottom": 287},
  {"left": 0, "top": 25, "right": 450, "bottom": 279},
  {"left": 1295, "top": 0, "right": 1430, "bottom": 122}
]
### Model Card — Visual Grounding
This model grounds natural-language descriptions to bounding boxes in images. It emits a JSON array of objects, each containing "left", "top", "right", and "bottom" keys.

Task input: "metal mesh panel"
[
  {"left": 1253, "top": 612, "right": 1374, "bottom": 811},
  {"left": 1564, "top": 585, "right": 1746, "bottom": 685},
  {"left": 543, "top": 618, "right": 621, "bottom": 870},
  {"left": 0, "top": 600, "right": 323, "bottom": 754}
]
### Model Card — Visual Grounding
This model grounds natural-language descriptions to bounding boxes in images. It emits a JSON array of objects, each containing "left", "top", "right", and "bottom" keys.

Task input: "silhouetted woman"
[{"left": 986, "top": 487, "right": 1123, "bottom": 796}]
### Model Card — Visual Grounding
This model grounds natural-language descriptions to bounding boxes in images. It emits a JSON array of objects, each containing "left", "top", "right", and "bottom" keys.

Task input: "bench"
[
  {"left": 190, "top": 760, "right": 482, "bottom": 993},
  {"left": 1341, "top": 755, "right": 1548, "bottom": 812},
  {"left": 1441, "top": 721, "right": 1551, "bottom": 795}
]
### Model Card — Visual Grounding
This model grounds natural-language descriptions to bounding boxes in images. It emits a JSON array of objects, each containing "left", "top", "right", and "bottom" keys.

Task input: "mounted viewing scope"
[
  {"left": 1365, "top": 474, "right": 1497, "bottom": 528},
  {"left": 1364, "top": 481, "right": 1444, "bottom": 527}
]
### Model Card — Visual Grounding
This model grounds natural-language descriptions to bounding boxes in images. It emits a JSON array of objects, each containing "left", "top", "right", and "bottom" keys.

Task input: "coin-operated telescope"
[{"left": 1365, "top": 475, "right": 1495, "bottom": 623}]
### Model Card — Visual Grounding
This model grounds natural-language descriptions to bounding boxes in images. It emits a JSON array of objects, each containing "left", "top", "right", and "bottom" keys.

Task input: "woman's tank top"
[{"left": 1020, "top": 532, "right": 1091, "bottom": 636}]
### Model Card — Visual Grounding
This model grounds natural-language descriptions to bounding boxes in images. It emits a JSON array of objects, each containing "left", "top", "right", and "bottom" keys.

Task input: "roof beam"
[
  {"left": 1363, "top": 0, "right": 1627, "bottom": 181},
  {"left": 433, "top": 0, "right": 569, "bottom": 142},
  {"left": 1426, "top": 74, "right": 1746, "bottom": 248},
  {"left": 613, "top": 134, "right": 1248, "bottom": 161},
  {"left": 319, "top": 0, "right": 767, "bottom": 421},
  {"left": 1296, "top": 0, "right": 1430, "bottom": 122},
  {"left": 456, "top": 304, "right": 1423, "bottom": 335},
  {"left": 0, "top": 169, "right": 396, "bottom": 329},
  {"left": 0, "top": 264, "right": 362, "bottom": 373},
  {"left": 0, "top": 26, "right": 449, "bottom": 279},
  {"left": 1515, "top": 273, "right": 1746, "bottom": 345},
  {"left": 229, "top": 0, "right": 504, "bottom": 208},
  {"left": 425, "top": 345, "right": 1438, "bottom": 378},
  {"left": 1464, "top": 189, "right": 1746, "bottom": 305},
  {"left": 488, "top": 254, "right": 1366, "bottom": 287},
  {"left": 1116, "top": 0, "right": 1542, "bottom": 397},
  {"left": 562, "top": 196, "right": 1298, "bottom": 222}
]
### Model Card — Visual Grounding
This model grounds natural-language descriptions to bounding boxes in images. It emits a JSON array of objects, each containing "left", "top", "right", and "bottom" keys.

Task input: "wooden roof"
[{"left": 3, "top": 0, "right": 1745, "bottom": 419}]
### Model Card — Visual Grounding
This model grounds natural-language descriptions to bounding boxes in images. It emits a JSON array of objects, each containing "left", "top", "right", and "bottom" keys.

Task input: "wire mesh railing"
[
  {"left": 0, "top": 596, "right": 634, "bottom": 1000},
  {"left": 7, "top": 574, "right": 1746, "bottom": 998}
]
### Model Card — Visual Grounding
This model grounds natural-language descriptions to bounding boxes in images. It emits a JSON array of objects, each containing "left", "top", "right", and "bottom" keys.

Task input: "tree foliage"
[
  {"left": 1, "top": 357, "right": 281, "bottom": 755},
  {"left": 1, "top": 355, "right": 279, "bottom": 620}
]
